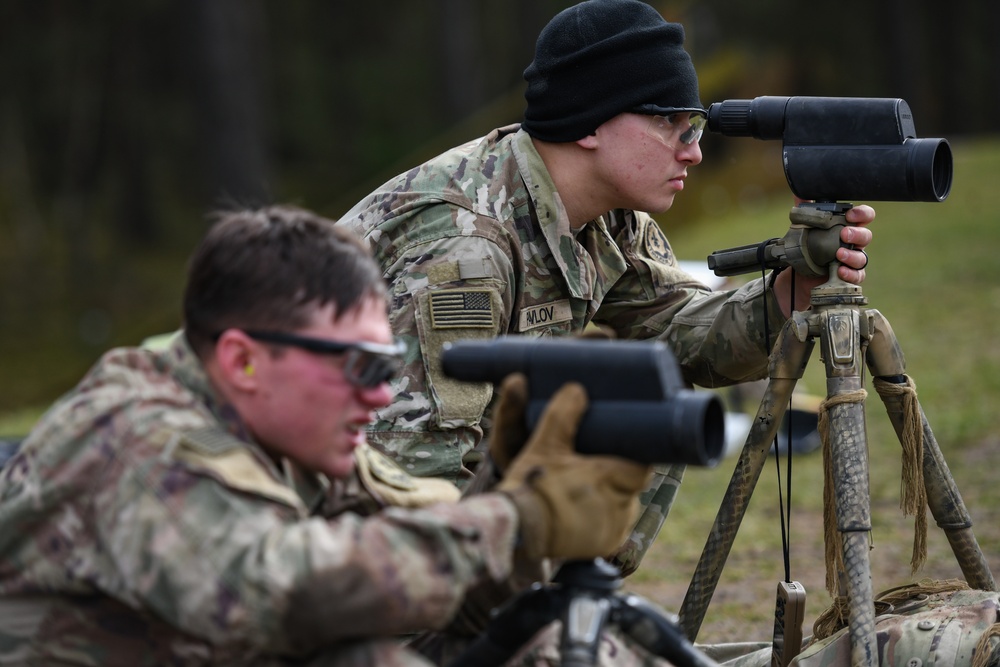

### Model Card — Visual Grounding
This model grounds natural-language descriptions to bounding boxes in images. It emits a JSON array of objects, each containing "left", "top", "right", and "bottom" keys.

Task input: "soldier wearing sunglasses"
[
  {"left": 335, "top": 0, "right": 874, "bottom": 575},
  {"left": 0, "top": 205, "right": 653, "bottom": 664}
]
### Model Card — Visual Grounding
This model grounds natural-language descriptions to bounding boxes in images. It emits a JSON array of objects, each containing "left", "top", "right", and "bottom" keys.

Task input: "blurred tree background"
[{"left": 1, "top": 0, "right": 998, "bottom": 413}]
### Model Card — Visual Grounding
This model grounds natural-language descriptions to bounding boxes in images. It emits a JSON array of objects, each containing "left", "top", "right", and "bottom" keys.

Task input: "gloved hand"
[
  {"left": 486, "top": 375, "right": 530, "bottom": 475},
  {"left": 494, "top": 373, "right": 653, "bottom": 562}
]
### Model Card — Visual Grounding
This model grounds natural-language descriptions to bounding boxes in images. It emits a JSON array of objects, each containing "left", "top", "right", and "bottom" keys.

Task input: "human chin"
[
  {"left": 320, "top": 448, "right": 357, "bottom": 479},
  {"left": 641, "top": 192, "right": 677, "bottom": 215},
  {"left": 332, "top": 456, "right": 357, "bottom": 479}
]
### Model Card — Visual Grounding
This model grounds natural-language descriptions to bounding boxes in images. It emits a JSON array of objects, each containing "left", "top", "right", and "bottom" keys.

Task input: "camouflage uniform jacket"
[
  {"left": 0, "top": 334, "right": 518, "bottom": 666},
  {"left": 337, "top": 124, "right": 785, "bottom": 483}
]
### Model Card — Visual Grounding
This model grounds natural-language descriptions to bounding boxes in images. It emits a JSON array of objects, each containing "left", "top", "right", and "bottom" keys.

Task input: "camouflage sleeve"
[
  {"left": 368, "top": 225, "right": 518, "bottom": 484},
  {"left": 596, "top": 211, "right": 786, "bottom": 387},
  {"left": 607, "top": 462, "right": 686, "bottom": 576},
  {"left": 98, "top": 425, "right": 519, "bottom": 656}
]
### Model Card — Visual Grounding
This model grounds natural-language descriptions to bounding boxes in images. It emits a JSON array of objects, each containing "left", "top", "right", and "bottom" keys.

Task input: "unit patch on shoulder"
[
  {"left": 644, "top": 223, "right": 674, "bottom": 264},
  {"left": 430, "top": 289, "right": 494, "bottom": 329}
]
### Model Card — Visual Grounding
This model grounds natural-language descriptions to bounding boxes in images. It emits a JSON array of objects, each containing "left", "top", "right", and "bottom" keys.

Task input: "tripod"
[
  {"left": 676, "top": 203, "right": 996, "bottom": 667},
  {"left": 448, "top": 558, "right": 720, "bottom": 667}
]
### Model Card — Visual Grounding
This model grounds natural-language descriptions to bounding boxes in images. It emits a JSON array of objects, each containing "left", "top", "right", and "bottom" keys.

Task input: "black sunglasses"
[{"left": 239, "top": 329, "right": 406, "bottom": 388}]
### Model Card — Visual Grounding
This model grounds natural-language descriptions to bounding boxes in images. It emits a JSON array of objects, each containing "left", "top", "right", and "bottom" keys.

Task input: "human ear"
[
  {"left": 576, "top": 133, "right": 600, "bottom": 150},
  {"left": 214, "top": 330, "right": 259, "bottom": 392}
]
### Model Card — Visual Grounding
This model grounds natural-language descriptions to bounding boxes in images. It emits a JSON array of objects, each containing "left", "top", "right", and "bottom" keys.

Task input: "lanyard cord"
[
  {"left": 758, "top": 241, "right": 795, "bottom": 583},
  {"left": 775, "top": 389, "right": 794, "bottom": 583}
]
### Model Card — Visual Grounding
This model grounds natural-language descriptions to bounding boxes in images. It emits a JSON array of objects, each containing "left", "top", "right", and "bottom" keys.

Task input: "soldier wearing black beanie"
[
  {"left": 334, "top": 6, "right": 876, "bottom": 661},
  {"left": 522, "top": 0, "right": 703, "bottom": 143}
]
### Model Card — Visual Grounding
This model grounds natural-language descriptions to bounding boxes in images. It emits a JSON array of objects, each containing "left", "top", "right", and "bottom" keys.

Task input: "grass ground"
[{"left": 625, "top": 135, "right": 1000, "bottom": 644}]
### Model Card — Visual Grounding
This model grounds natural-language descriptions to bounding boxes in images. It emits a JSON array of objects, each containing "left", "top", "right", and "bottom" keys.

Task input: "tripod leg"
[
  {"left": 914, "top": 410, "right": 997, "bottom": 590},
  {"left": 913, "top": 408, "right": 998, "bottom": 590},
  {"left": 865, "top": 309, "right": 997, "bottom": 591},
  {"left": 799, "top": 299, "right": 879, "bottom": 667},
  {"left": 824, "top": 394, "right": 877, "bottom": 667},
  {"left": 678, "top": 318, "right": 813, "bottom": 641}
]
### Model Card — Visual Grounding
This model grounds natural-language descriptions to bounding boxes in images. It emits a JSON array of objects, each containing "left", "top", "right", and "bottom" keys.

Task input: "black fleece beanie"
[{"left": 522, "top": 0, "right": 702, "bottom": 142}]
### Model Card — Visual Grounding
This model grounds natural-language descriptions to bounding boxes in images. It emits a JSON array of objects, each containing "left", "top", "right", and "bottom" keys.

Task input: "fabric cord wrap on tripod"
[
  {"left": 819, "top": 381, "right": 928, "bottom": 596},
  {"left": 872, "top": 375, "right": 928, "bottom": 573}
]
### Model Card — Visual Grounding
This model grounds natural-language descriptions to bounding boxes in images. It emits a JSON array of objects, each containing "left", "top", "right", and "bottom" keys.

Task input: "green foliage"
[{"left": 0, "top": 408, "right": 43, "bottom": 438}]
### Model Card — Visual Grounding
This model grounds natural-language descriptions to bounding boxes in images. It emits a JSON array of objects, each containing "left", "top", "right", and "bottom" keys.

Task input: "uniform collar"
[
  {"left": 512, "top": 129, "right": 626, "bottom": 300},
  {"left": 162, "top": 331, "right": 255, "bottom": 444}
]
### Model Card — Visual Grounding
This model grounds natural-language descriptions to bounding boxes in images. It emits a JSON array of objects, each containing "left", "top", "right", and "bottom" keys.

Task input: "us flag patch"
[{"left": 430, "top": 289, "right": 494, "bottom": 328}]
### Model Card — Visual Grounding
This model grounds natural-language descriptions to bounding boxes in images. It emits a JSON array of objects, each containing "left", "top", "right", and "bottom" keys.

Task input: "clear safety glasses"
[{"left": 634, "top": 108, "right": 707, "bottom": 149}]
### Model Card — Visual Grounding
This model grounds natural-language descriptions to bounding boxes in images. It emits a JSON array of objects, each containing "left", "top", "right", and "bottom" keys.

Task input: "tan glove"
[
  {"left": 495, "top": 373, "right": 653, "bottom": 562},
  {"left": 485, "top": 375, "right": 530, "bottom": 474}
]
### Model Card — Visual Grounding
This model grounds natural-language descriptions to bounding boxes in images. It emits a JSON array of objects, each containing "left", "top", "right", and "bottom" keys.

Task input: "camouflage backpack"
[{"left": 793, "top": 580, "right": 1000, "bottom": 667}]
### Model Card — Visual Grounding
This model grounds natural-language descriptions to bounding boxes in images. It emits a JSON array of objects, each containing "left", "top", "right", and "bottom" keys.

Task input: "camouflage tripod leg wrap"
[
  {"left": 866, "top": 309, "right": 996, "bottom": 591},
  {"left": 609, "top": 463, "right": 686, "bottom": 577},
  {"left": 824, "top": 396, "right": 877, "bottom": 667}
]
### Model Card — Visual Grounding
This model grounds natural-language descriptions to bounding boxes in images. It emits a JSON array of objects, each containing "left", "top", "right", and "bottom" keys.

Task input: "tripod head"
[
  {"left": 707, "top": 202, "right": 855, "bottom": 279},
  {"left": 447, "top": 559, "right": 720, "bottom": 667}
]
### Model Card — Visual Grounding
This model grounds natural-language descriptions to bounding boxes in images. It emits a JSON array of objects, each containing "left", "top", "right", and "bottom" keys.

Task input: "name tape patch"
[{"left": 518, "top": 299, "right": 572, "bottom": 331}]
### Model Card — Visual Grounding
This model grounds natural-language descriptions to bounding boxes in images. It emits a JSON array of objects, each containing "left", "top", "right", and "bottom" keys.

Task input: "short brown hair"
[{"left": 183, "top": 205, "right": 386, "bottom": 356}]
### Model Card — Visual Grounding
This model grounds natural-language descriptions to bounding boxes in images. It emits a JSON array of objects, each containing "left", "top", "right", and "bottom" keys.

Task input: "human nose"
[
  {"left": 357, "top": 382, "right": 394, "bottom": 409},
  {"left": 676, "top": 140, "right": 702, "bottom": 165}
]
